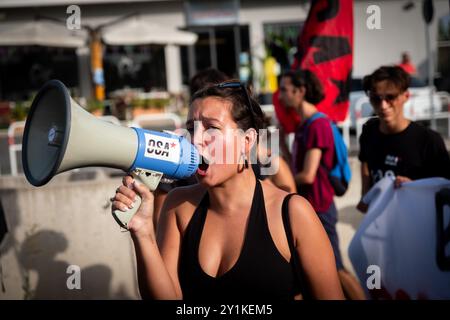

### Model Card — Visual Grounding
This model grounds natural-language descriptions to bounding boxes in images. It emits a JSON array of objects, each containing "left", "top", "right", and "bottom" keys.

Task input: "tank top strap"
[
  {"left": 281, "top": 193, "right": 311, "bottom": 299},
  {"left": 252, "top": 178, "right": 264, "bottom": 212},
  {"left": 281, "top": 193, "right": 297, "bottom": 254},
  {"left": 245, "top": 179, "right": 265, "bottom": 233}
]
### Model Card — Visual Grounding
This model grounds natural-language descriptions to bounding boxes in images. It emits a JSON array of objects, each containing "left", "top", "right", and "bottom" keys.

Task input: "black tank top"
[{"left": 178, "top": 179, "right": 302, "bottom": 301}]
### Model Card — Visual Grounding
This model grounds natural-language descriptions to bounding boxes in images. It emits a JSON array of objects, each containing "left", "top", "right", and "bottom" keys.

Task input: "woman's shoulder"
[
  {"left": 261, "top": 182, "right": 317, "bottom": 233},
  {"left": 264, "top": 182, "right": 314, "bottom": 217},
  {"left": 261, "top": 180, "right": 290, "bottom": 204},
  {"left": 309, "top": 115, "right": 331, "bottom": 128},
  {"left": 261, "top": 181, "right": 297, "bottom": 216},
  {"left": 284, "top": 194, "right": 321, "bottom": 237},
  {"left": 165, "top": 183, "right": 205, "bottom": 207},
  {"left": 307, "top": 116, "right": 333, "bottom": 138},
  {"left": 163, "top": 183, "right": 206, "bottom": 224}
]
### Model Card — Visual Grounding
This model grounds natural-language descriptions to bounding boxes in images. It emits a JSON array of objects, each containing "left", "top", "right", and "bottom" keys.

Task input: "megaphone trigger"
[{"left": 131, "top": 168, "right": 163, "bottom": 192}]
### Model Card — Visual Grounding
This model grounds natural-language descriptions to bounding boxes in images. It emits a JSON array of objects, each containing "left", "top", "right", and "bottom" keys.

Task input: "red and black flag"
[{"left": 274, "top": 0, "right": 353, "bottom": 128}]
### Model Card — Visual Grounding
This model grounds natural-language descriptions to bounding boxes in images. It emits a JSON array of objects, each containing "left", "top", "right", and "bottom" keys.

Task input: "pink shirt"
[{"left": 292, "top": 117, "right": 335, "bottom": 213}]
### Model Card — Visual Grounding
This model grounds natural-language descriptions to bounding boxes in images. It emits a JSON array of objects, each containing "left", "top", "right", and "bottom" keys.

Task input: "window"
[
  {"left": 0, "top": 46, "right": 78, "bottom": 100},
  {"left": 103, "top": 44, "right": 166, "bottom": 93},
  {"left": 263, "top": 21, "right": 303, "bottom": 72}
]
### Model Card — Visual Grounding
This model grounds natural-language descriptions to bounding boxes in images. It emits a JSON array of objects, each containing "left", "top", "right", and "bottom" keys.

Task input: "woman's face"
[
  {"left": 186, "top": 96, "right": 248, "bottom": 187},
  {"left": 279, "top": 76, "right": 303, "bottom": 109}
]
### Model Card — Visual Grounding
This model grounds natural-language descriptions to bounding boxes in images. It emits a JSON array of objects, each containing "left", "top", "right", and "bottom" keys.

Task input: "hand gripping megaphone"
[{"left": 22, "top": 80, "right": 199, "bottom": 228}]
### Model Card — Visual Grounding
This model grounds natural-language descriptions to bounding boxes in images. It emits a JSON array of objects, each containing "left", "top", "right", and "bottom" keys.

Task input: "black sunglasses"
[
  {"left": 216, "top": 81, "right": 257, "bottom": 130},
  {"left": 368, "top": 92, "right": 402, "bottom": 104}
]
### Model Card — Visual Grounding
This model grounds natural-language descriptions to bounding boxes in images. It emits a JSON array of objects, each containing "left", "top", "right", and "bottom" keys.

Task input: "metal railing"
[
  {"left": 128, "top": 113, "right": 182, "bottom": 131},
  {"left": 355, "top": 92, "right": 450, "bottom": 147},
  {"left": 7, "top": 120, "right": 26, "bottom": 176}
]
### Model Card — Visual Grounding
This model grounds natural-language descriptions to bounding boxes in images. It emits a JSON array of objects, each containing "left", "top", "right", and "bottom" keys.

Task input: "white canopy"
[
  {"left": 0, "top": 20, "right": 88, "bottom": 48},
  {"left": 101, "top": 16, "right": 197, "bottom": 46}
]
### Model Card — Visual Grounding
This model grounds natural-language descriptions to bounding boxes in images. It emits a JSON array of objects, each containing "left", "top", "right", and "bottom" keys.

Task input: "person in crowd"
[
  {"left": 111, "top": 80, "right": 344, "bottom": 300},
  {"left": 279, "top": 69, "right": 365, "bottom": 300},
  {"left": 253, "top": 117, "right": 297, "bottom": 193},
  {"left": 397, "top": 52, "right": 416, "bottom": 76},
  {"left": 357, "top": 65, "right": 450, "bottom": 212},
  {"left": 272, "top": 90, "right": 301, "bottom": 161}
]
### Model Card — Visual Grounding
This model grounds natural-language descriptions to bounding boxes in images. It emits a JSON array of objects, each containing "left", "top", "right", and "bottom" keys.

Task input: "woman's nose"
[{"left": 193, "top": 124, "right": 205, "bottom": 148}]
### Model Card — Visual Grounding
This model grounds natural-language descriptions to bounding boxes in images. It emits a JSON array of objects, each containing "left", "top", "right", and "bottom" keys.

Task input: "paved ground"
[{"left": 334, "top": 157, "right": 365, "bottom": 275}]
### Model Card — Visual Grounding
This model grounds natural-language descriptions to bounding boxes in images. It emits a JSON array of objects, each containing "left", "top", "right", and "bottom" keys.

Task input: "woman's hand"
[{"left": 111, "top": 175, "right": 155, "bottom": 240}]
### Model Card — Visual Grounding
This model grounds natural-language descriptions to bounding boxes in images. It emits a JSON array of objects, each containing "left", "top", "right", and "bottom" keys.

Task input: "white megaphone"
[{"left": 22, "top": 80, "right": 199, "bottom": 229}]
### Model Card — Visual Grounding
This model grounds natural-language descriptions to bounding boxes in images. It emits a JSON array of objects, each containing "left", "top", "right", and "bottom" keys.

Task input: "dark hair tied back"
[{"left": 282, "top": 69, "right": 325, "bottom": 105}]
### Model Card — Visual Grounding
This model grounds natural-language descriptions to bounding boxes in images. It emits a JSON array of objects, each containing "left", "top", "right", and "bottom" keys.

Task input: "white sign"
[{"left": 144, "top": 133, "right": 180, "bottom": 164}]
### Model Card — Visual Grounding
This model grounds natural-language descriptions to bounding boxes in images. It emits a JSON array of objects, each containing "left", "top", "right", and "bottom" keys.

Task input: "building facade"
[{"left": 0, "top": 0, "right": 448, "bottom": 101}]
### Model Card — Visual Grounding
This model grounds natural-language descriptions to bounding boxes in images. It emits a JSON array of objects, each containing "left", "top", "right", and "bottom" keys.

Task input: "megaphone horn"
[{"left": 22, "top": 80, "right": 199, "bottom": 228}]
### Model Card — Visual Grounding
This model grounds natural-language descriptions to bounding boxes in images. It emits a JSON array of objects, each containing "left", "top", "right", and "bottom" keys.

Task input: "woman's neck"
[
  {"left": 207, "top": 168, "right": 256, "bottom": 216},
  {"left": 298, "top": 101, "right": 318, "bottom": 124}
]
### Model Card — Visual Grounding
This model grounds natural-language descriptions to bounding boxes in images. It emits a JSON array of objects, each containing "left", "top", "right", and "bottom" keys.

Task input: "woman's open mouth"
[{"left": 197, "top": 155, "right": 210, "bottom": 176}]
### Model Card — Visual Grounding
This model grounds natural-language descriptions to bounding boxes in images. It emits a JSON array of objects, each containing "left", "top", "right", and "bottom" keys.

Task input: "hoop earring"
[{"left": 237, "top": 152, "right": 247, "bottom": 173}]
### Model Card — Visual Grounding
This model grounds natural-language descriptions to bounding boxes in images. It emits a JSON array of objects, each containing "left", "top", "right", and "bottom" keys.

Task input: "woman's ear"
[{"left": 243, "top": 128, "right": 258, "bottom": 154}]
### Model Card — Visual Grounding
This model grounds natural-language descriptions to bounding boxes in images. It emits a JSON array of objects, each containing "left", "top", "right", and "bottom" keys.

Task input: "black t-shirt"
[{"left": 358, "top": 118, "right": 450, "bottom": 187}]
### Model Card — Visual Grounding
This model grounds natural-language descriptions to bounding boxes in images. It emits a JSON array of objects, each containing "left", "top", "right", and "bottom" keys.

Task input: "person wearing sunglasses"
[
  {"left": 357, "top": 65, "right": 450, "bottom": 213},
  {"left": 111, "top": 80, "right": 344, "bottom": 300}
]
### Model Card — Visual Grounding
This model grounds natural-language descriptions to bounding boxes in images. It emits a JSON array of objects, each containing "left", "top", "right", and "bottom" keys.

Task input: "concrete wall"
[{"left": 0, "top": 170, "right": 140, "bottom": 299}]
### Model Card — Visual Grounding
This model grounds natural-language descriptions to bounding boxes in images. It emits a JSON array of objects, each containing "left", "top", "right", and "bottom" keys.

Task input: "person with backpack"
[{"left": 279, "top": 70, "right": 365, "bottom": 300}]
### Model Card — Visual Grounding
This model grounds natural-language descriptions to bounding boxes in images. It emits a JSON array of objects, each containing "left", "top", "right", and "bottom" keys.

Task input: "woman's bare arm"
[
  {"left": 294, "top": 148, "right": 322, "bottom": 185},
  {"left": 288, "top": 195, "right": 345, "bottom": 299},
  {"left": 113, "top": 177, "right": 182, "bottom": 299}
]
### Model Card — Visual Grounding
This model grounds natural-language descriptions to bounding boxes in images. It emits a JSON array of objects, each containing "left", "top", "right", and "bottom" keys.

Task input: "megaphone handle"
[{"left": 111, "top": 169, "right": 163, "bottom": 230}]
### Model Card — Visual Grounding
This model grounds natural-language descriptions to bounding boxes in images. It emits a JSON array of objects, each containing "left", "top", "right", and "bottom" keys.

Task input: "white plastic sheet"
[{"left": 349, "top": 177, "right": 450, "bottom": 299}]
